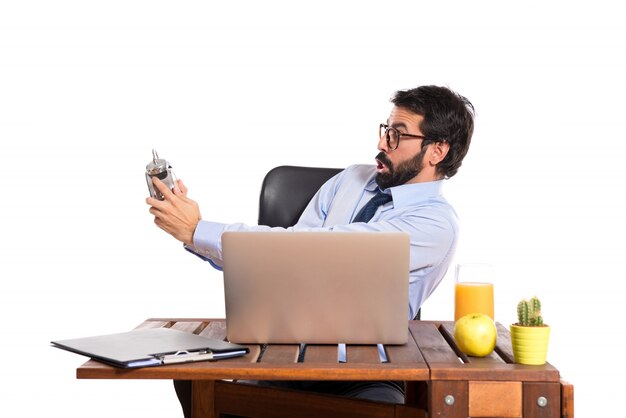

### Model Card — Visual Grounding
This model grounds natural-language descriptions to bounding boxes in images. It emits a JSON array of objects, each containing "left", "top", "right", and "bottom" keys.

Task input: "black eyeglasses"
[{"left": 379, "top": 123, "right": 426, "bottom": 150}]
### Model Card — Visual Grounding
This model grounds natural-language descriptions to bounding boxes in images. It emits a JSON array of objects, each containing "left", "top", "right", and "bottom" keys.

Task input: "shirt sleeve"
[
  {"left": 184, "top": 221, "right": 280, "bottom": 270},
  {"left": 184, "top": 167, "right": 349, "bottom": 268},
  {"left": 326, "top": 210, "right": 457, "bottom": 320},
  {"left": 186, "top": 205, "right": 455, "bottom": 276}
]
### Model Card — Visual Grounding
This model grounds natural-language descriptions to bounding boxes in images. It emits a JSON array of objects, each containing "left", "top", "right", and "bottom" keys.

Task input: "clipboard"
[{"left": 51, "top": 327, "right": 249, "bottom": 368}]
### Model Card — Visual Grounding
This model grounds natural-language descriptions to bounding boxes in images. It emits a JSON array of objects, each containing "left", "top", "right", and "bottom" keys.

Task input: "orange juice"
[{"left": 454, "top": 282, "right": 494, "bottom": 321}]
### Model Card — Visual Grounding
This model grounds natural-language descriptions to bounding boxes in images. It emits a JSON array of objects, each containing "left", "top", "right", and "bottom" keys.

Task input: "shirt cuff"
[
  {"left": 194, "top": 220, "right": 225, "bottom": 253},
  {"left": 182, "top": 220, "right": 227, "bottom": 270},
  {"left": 183, "top": 244, "right": 223, "bottom": 271}
]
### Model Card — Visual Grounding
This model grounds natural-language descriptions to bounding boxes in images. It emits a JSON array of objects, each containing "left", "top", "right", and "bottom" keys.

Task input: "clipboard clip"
[{"left": 158, "top": 350, "right": 215, "bottom": 364}]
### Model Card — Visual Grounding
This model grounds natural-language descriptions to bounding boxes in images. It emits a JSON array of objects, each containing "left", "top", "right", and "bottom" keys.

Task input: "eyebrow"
[{"left": 387, "top": 120, "right": 409, "bottom": 131}]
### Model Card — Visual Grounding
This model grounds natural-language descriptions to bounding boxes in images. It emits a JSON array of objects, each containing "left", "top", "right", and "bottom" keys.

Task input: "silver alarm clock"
[{"left": 146, "top": 149, "right": 177, "bottom": 200}]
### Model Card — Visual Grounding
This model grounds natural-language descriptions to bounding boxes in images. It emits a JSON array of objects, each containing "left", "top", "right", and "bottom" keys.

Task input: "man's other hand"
[{"left": 146, "top": 177, "right": 201, "bottom": 246}]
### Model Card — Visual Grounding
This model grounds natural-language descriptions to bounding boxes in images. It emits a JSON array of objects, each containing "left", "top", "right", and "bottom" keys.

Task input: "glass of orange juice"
[{"left": 454, "top": 263, "right": 494, "bottom": 321}]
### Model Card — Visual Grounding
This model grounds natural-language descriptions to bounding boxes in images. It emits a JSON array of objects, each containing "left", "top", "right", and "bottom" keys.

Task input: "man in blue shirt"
[{"left": 147, "top": 85, "right": 474, "bottom": 414}]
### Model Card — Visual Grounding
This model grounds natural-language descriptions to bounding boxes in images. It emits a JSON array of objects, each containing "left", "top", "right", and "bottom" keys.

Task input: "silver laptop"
[{"left": 222, "top": 231, "right": 409, "bottom": 344}]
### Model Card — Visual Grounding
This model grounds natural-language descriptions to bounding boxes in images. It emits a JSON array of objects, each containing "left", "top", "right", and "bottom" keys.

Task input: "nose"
[{"left": 377, "top": 134, "right": 389, "bottom": 153}]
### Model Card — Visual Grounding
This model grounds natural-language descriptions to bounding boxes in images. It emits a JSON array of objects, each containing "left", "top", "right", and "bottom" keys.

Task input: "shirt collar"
[{"left": 365, "top": 177, "right": 445, "bottom": 208}]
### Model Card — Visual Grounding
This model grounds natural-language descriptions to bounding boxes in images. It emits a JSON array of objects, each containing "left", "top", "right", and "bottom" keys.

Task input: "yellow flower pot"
[{"left": 509, "top": 324, "right": 550, "bottom": 365}]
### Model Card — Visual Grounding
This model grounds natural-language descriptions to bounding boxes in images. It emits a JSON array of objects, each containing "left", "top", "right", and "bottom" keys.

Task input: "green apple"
[{"left": 453, "top": 313, "right": 497, "bottom": 357}]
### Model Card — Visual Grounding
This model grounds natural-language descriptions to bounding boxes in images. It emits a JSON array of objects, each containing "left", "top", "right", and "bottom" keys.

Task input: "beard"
[{"left": 375, "top": 148, "right": 426, "bottom": 190}]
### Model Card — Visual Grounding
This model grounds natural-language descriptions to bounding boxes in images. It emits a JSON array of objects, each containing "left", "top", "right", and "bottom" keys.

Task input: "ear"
[{"left": 428, "top": 141, "right": 450, "bottom": 166}]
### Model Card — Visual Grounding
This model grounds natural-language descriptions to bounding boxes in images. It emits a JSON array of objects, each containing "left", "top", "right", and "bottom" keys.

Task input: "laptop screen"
[{"left": 222, "top": 231, "right": 409, "bottom": 344}]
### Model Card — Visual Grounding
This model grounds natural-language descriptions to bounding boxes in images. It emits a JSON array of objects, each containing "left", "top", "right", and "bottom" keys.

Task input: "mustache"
[{"left": 376, "top": 152, "right": 393, "bottom": 170}]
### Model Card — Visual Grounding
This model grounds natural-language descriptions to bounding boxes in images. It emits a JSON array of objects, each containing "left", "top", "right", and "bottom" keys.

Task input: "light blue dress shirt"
[{"left": 186, "top": 164, "right": 459, "bottom": 320}]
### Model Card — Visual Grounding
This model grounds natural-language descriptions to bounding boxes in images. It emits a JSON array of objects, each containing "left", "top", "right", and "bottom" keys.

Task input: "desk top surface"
[{"left": 76, "top": 319, "right": 560, "bottom": 382}]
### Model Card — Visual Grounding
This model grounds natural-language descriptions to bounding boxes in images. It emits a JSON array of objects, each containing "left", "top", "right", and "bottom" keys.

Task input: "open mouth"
[{"left": 376, "top": 158, "right": 388, "bottom": 173}]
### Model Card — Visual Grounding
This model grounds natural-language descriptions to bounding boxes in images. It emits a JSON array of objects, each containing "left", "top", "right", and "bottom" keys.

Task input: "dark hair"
[{"left": 391, "top": 85, "right": 474, "bottom": 178}]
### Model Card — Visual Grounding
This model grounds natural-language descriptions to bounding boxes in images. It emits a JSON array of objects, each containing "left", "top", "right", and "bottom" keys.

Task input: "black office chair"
[
  {"left": 257, "top": 165, "right": 420, "bottom": 320},
  {"left": 258, "top": 165, "right": 343, "bottom": 228}
]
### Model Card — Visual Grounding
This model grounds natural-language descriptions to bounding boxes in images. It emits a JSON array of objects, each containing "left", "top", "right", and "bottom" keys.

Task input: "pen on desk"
[{"left": 160, "top": 350, "right": 215, "bottom": 364}]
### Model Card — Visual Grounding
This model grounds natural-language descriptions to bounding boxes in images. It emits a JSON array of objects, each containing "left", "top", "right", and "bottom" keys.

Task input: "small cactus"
[{"left": 517, "top": 296, "right": 544, "bottom": 326}]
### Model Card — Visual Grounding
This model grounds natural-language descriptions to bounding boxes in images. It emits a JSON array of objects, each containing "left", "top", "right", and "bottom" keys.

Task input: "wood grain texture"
[
  {"left": 214, "top": 380, "right": 396, "bottom": 418},
  {"left": 409, "top": 322, "right": 459, "bottom": 364},
  {"left": 523, "top": 382, "right": 561, "bottom": 418},
  {"left": 133, "top": 320, "right": 172, "bottom": 329},
  {"left": 429, "top": 380, "right": 467, "bottom": 418},
  {"left": 75, "top": 318, "right": 573, "bottom": 417},
  {"left": 468, "top": 381, "right": 522, "bottom": 417},
  {"left": 386, "top": 330, "right": 425, "bottom": 364},
  {"left": 393, "top": 404, "right": 426, "bottom": 418},
  {"left": 170, "top": 321, "right": 205, "bottom": 334},
  {"left": 425, "top": 322, "right": 560, "bottom": 382},
  {"left": 347, "top": 345, "right": 383, "bottom": 364},
  {"left": 304, "top": 344, "right": 338, "bottom": 363},
  {"left": 495, "top": 321, "right": 516, "bottom": 363},
  {"left": 561, "top": 379, "right": 575, "bottom": 418},
  {"left": 199, "top": 321, "right": 227, "bottom": 339},
  {"left": 259, "top": 345, "right": 300, "bottom": 364},
  {"left": 192, "top": 380, "right": 215, "bottom": 418}
]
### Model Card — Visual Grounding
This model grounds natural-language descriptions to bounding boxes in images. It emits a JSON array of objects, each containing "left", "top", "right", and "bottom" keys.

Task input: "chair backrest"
[{"left": 258, "top": 165, "right": 343, "bottom": 228}]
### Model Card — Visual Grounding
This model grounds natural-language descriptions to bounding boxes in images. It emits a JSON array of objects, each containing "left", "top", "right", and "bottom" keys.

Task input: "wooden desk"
[{"left": 77, "top": 319, "right": 574, "bottom": 418}]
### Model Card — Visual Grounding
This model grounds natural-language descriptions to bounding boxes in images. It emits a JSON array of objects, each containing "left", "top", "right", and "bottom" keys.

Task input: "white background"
[{"left": 1, "top": 1, "right": 624, "bottom": 416}]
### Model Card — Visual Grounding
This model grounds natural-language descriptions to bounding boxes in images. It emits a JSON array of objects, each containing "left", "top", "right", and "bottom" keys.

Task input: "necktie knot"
[{"left": 353, "top": 191, "right": 392, "bottom": 223}]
